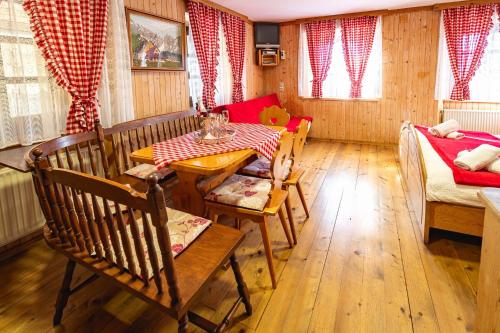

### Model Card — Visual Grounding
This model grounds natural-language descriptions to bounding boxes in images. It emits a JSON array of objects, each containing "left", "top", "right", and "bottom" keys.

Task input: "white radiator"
[
  {"left": 0, "top": 168, "right": 44, "bottom": 247},
  {"left": 442, "top": 109, "right": 500, "bottom": 135}
]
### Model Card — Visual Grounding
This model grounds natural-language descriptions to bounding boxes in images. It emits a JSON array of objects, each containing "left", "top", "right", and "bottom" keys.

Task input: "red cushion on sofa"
[
  {"left": 286, "top": 116, "right": 313, "bottom": 132},
  {"left": 211, "top": 105, "right": 227, "bottom": 114},
  {"left": 225, "top": 94, "right": 282, "bottom": 123}
]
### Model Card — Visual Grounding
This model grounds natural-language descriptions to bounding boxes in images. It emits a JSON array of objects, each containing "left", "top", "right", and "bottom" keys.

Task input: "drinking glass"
[{"left": 221, "top": 110, "right": 229, "bottom": 129}]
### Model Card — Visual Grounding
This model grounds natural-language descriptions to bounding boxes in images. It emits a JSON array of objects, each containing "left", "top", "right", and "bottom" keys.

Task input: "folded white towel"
[
  {"left": 487, "top": 158, "right": 500, "bottom": 174},
  {"left": 446, "top": 131, "right": 464, "bottom": 140},
  {"left": 428, "top": 119, "right": 460, "bottom": 137},
  {"left": 454, "top": 144, "right": 500, "bottom": 171},
  {"left": 457, "top": 150, "right": 469, "bottom": 158}
]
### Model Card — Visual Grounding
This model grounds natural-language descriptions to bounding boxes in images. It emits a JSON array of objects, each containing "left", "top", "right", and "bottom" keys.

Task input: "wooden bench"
[
  {"left": 32, "top": 155, "right": 251, "bottom": 332},
  {"left": 25, "top": 110, "right": 200, "bottom": 195},
  {"left": 102, "top": 110, "right": 201, "bottom": 185}
]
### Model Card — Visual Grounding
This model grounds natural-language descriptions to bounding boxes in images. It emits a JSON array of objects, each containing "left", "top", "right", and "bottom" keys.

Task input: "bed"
[{"left": 398, "top": 122, "right": 485, "bottom": 243}]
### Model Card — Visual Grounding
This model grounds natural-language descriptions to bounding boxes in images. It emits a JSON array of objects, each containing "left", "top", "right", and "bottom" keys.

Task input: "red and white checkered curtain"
[
  {"left": 443, "top": 4, "right": 494, "bottom": 101},
  {"left": 305, "top": 19, "right": 336, "bottom": 98},
  {"left": 187, "top": 1, "right": 220, "bottom": 109},
  {"left": 23, "top": 0, "right": 108, "bottom": 134},
  {"left": 498, "top": 4, "right": 500, "bottom": 24},
  {"left": 341, "top": 16, "right": 377, "bottom": 98},
  {"left": 221, "top": 12, "right": 246, "bottom": 103}
]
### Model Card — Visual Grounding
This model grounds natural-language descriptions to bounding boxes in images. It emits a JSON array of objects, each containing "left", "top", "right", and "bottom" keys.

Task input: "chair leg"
[
  {"left": 178, "top": 314, "right": 188, "bottom": 333},
  {"left": 284, "top": 198, "right": 297, "bottom": 245},
  {"left": 53, "top": 259, "right": 76, "bottom": 326},
  {"left": 296, "top": 182, "right": 309, "bottom": 218},
  {"left": 259, "top": 218, "right": 277, "bottom": 288},
  {"left": 230, "top": 254, "right": 252, "bottom": 316},
  {"left": 235, "top": 218, "right": 241, "bottom": 230},
  {"left": 209, "top": 209, "right": 219, "bottom": 224},
  {"left": 278, "top": 208, "right": 294, "bottom": 248}
]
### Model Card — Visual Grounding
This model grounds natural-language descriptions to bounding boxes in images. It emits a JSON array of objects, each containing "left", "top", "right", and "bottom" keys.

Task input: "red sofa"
[{"left": 212, "top": 94, "right": 312, "bottom": 132}]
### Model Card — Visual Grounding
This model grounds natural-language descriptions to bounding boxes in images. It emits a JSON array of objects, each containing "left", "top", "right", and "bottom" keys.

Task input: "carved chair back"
[
  {"left": 259, "top": 105, "right": 291, "bottom": 127},
  {"left": 291, "top": 119, "right": 310, "bottom": 168},
  {"left": 269, "top": 132, "right": 294, "bottom": 189},
  {"left": 34, "top": 153, "right": 182, "bottom": 306},
  {"left": 103, "top": 110, "right": 201, "bottom": 176}
]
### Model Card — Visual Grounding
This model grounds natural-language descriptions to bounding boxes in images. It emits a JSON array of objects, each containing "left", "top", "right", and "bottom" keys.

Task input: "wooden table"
[
  {"left": 476, "top": 188, "right": 500, "bottom": 333},
  {"left": 0, "top": 144, "right": 36, "bottom": 173},
  {"left": 130, "top": 126, "right": 285, "bottom": 216}
]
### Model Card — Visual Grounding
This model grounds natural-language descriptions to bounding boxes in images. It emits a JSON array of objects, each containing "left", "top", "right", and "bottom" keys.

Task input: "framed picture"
[{"left": 125, "top": 8, "right": 185, "bottom": 71}]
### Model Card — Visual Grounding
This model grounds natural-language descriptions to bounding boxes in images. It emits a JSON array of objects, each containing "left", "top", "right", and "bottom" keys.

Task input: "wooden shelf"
[{"left": 257, "top": 49, "right": 279, "bottom": 67}]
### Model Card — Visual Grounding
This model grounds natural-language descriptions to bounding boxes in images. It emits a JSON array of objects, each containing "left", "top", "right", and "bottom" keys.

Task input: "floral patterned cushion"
[
  {"left": 205, "top": 174, "right": 272, "bottom": 211},
  {"left": 125, "top": 163, "right": 174, "bottom": 180},
  {"left": 110, "top": 208, "right": 211, "bottom": 280},
  {"left": 239, "top": 156, "right": 292, "bottom": 180}
]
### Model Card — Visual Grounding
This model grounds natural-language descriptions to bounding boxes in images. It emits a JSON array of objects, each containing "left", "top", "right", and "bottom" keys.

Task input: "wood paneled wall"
[
  {"left": 123, "top": 3, "right": 497, "bottom": 139},
  {"left": 245, "top": 22, "right": 265, "bottom": 99},
  {"left": 124, "top": 0, "right": 264, "bottom": 119},
  {"left": 125, "top": 0, "right": 190, "bottom": 119},
  {"left": 263, "top": 9, "right": 443, "bottom": 143}
]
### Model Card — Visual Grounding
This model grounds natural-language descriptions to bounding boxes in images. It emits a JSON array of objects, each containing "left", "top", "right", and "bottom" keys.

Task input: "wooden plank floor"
[{"left": 0, "top": 141, "right": 481, "bottom": 333}]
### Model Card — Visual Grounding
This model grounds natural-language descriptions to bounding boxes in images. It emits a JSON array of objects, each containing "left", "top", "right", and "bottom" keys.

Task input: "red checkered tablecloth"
[{"left": 153, "top": 123, "right": 282, "bottom": 169}]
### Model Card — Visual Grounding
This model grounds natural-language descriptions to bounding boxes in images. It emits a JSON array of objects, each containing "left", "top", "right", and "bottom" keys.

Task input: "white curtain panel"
[
  {"left": 0, "top": 0, "right": 67, "bottom": 148},
  {"left": 435, "top": 11, "right": 500, "bottom": 102},
  {"left": 98, "top": 0, "right": 134, "bottom": 127},
  {"left": 215, "top": 16, "right": 233, "bottom": 106},
  {"left": 298, "top": 17, "right": 382, "bottom": 99}
]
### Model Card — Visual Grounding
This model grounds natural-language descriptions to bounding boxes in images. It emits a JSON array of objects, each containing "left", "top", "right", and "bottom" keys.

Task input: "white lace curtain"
[
  {"left": 0, "top": 0, "right": 66, "bottom": 148},
  {"left": 0, "top": 0, "right": 133, "bottom": 149},
  {"left": 99, "top": 0, "right": 134, "bottom": 127},
  {"left": 435, "top": 11, "right": 500, "bottom": 102}
]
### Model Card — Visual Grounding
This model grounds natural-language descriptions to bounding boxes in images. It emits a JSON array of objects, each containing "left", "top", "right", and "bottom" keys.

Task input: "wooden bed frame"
[{"left": 398, "top": 122, "right": 485, "bottom": 243}]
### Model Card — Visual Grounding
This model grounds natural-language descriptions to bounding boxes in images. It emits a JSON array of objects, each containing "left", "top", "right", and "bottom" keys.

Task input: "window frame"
[
  {"left": 435, "top": 10, "right": 500, "bottom": 103},
  {"left": 298, "top": 17, "right": 383, "bottom": 101}
]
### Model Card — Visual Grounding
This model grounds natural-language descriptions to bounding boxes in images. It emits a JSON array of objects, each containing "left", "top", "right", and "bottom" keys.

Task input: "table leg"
[{"left": 172, "top": 171, "right": 205, "bottom": 216}]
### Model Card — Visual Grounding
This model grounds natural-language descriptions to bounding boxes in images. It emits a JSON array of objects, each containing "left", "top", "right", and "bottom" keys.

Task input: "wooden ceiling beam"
[
  {"left": 433, "top": 0, "right": 500, "bottom": 10},
  {"left": 287, "top": 9, "right": 390, "bottom": 25},
  {"left": 280, "top": 0, "right": 499, "bottom": 25}
]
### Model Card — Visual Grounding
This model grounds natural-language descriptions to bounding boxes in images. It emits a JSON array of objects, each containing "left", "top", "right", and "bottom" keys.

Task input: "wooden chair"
[
  {"left": 204, "top": 133, "right": 295, "bottom": 288},
  {"left": 32, "top": 149, "right": 251, "bottom": 332},
  {"left": 238, "top": 119, "right": 311, "bottom": 244},
  {"left": 259, "top": 105, "right": 291, "bottom": 127}
]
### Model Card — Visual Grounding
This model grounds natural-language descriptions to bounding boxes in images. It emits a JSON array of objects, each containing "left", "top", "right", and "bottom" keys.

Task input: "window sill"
[
  {"left": 299, "top": 96, "right": 381, "bottom": 102},
  {"left": 441, "top": 99, "right": 500, "bottom": 104}
]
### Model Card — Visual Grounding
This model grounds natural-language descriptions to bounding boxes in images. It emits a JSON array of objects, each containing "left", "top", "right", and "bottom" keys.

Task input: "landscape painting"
[{"left": 126, "top": 9, "right": 185, "bottom": 71}]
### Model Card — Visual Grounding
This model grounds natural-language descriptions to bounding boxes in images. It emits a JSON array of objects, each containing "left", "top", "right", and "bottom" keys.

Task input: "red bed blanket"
[{"left": 415, "top": 125, "right": 500, "bottom": 187}]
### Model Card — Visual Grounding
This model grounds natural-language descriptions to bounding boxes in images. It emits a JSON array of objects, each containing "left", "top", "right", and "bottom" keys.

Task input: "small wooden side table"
[{"left": 476, "top": 188, "right": 500, "bottom": 333}]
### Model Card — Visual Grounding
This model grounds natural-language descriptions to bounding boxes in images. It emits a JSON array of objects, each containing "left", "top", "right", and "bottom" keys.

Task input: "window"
[
  {"left": 0, "top": 0, "right": 65, "bottom": 148},
  {"left": 298, "top": 18, "right": 382, "bottom": 99},
  {"left": 186, "top": 13, "right": 245, "bottom": 108},
  {"left": 436, "top": 11, "right": 500, "bottom": 102}
]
